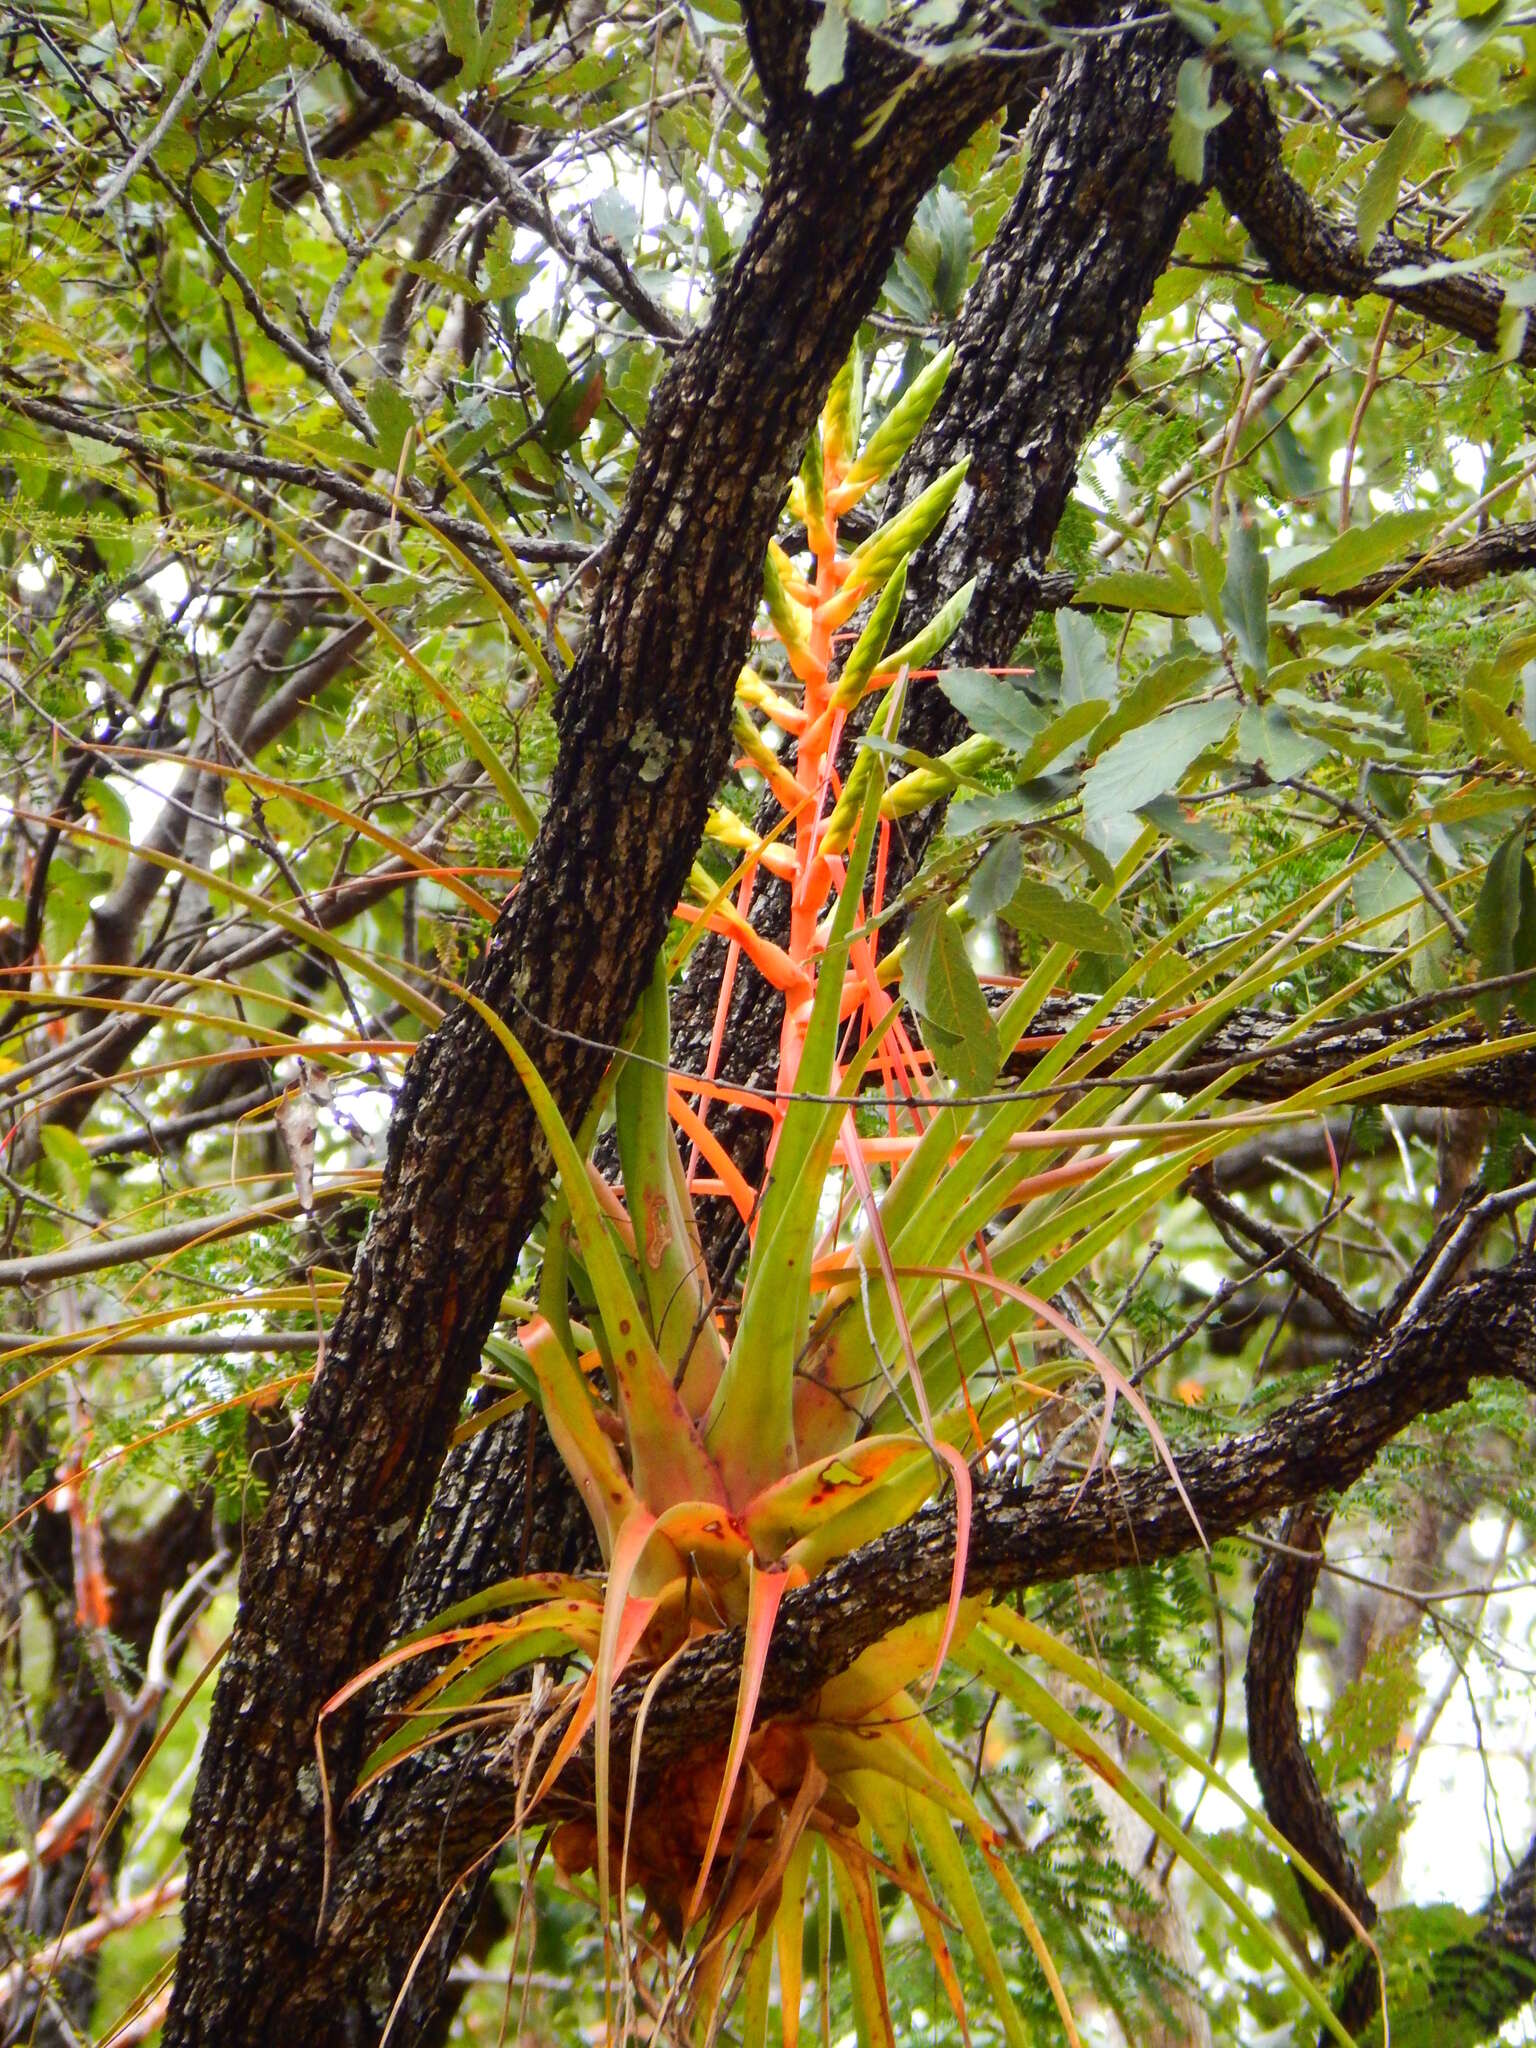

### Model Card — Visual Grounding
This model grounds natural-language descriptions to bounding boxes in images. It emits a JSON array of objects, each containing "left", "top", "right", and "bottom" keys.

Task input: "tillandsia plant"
[
  {"left": 337, "top": 352, "right": 1404, "bottom": 2047},
  {"left": 9, "top": 330, "right": 1521, "bottom": 2046}
]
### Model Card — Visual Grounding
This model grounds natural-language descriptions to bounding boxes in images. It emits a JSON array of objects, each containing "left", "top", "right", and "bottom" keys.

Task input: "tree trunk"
[{"left": 163, "top": 31, "right": 1030, "bottom": 2043}]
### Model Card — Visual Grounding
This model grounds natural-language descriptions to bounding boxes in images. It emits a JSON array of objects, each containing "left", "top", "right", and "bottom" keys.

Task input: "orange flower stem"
[{"left": 685, "top": 862, "right": 756, "bottom": 1187}]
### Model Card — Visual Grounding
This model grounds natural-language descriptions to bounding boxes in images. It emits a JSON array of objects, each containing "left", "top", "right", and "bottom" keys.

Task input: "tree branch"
[
  {"left": 1189, "top": 1172, "right": 1380, "bottom": 1344},
  {"left": 1001, "top": 988, "right": 1536, "bottom": 1112},
  {"left": 0, "top": 388, "right": 593, "bottom": 575},
  {"left": 459, "top": 1254, "right": 1536, "bottom": 1831},
  {"left": 1245, "top": 1505, "right": 1377, "bottom": 1958},
  {"left": 1212, "top": 67, "right": 1536, "bottom": 368},
  {"left": 1031, "top": 515, "right": 1536, "bottom": 614},
  {"left": 266, "top": 0, "right": 686, "bottom": 342}
]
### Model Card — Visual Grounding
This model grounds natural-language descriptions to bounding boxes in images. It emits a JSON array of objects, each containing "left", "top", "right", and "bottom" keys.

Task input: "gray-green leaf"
[
  {"left": 1236, "top": 704, "right": 1325, "bottom": 780},
  {"left": 1221, "top": 517, "right": 1269, "bottom": 680},
  {"left": 1273, "top": 510, "right": 1435, "bottom": 596},
  {"left": 1057, "top": 610, "right": 1116, "bottom": 708},
  {"left": 1002, "top": 878, "right": 1125, "bottom": 956},
  {"left": 1357, "top": 117, "right": 1419, "bottom": 258},
  {"left": 968, "top": 836, "right": 1022, "bottom": 921},
  {"left": 807, "top": 0, "right": 848, "bottom": 93},
  {"left": 366, "top": 380, "right": 416, "bottom": 471},
  {"left": 1170, "top": 57, "right": 1230, "bottom": 184},
  {"left": 1469, "top": 819, "right": 1536, "bottom": 1027},
  {"left": 903, "top": 903, "right": 999, "bottom": 1092},
  {"left": 1083, "top": 699, "right": 1238, "bottom": 822},
  {"left": 938, "top": 668, "right": 1044, "bottom": 752}
]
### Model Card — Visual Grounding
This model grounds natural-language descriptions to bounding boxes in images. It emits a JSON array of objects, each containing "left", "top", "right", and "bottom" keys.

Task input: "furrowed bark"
[
  {"left": 1246, "top": 1505, "right": 1377, "bottom": 1960},
  {"left": 162, "top": 25, "right": 1034, "bottom": 2042}
]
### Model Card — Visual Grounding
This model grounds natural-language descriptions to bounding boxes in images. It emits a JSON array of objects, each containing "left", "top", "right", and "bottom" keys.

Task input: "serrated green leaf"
[
  {"left": 1089, "top": 651, "right": 1214, "bottom": 758},
  {"left": 1221, "top": 517, "right": 1269, "bottom": 679},
  {"left": 903, "top": 903, "right": 999, "bottom": 1093},
  {"left": 967, "top": 834, "right": 1021, "bottom": 920},
  {"left": 438, "top": 0, "right": 483, "bottom": 85},
  {"left": 1002, "top": 878, "right": 1125, "bottom": 955},
  {"left": 366, "top": 380, "right": 416, "bottom": 471},
  {"left": 484, "top": 219, "right": 537, "bottom": 303},
  {"left": 39, "top": 1126, "right": 92, "bottom": 1203},
  {"left": 1236, "top": 703, "right": 1325, "bottom": 779},
  {"left": 1274, "top": 509, "right": 1436, "bottom": 596},
  {"left": 480, "top": 0, "right": 526, "bottom": 80},
  {"left": 1016, "top": 697, "right": 1105, "bottom": 778},
  {"left": 1074, "top": 567, "right": 1202, "bottom": 617},
  {"left": 1468, "top": 819, "right": 1536, "bottom": 1026},
  {"left": 1466, "top": 687, "right": 1536, "bottom": 776},
  {"left": 1357, "top": 116, "right": 1420, "bottom": 256},
  {"left": 936, "top": 667, "right": 1043, "bottom": 751},
  {"left": 1354, "top": 853, "right": 1419, "bottom": 936},
  {"left": 1056, "top": 609, "right": 1115, "bottom": 707},
  {"left": 1083, "top": 698, "right": 1238, "bottom": 822}
]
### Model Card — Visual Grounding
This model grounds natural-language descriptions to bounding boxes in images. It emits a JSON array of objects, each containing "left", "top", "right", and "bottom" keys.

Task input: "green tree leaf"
[
  {"left": 966, "top": 835, "right": 1021, "bottom": 920},
  {"left": 1002, "top": 878, "right": 1125, "bottom": 955},
  {"left": 937, "top": 668, "right": 1044, "bottom": 752},
  {"left": 1273, "top": 510, "right": 1436, "bottom": 595},
  {"left": 1057, "top": 610, "right": 1116, "bottom": 707},
  {"left": 1357, "top": 116, "right": 1420, "bottom": 257},
  {"left": 902, "top": 903, "right": 999, "bottom": 1092},
  {"left": 1221, "top": 517, "right": 1269, "bottom": 680},
  {"left": 1170, "top": 57, "right": 1230, "bottom": 183},
  {"left": 1082, "top": 698, "right": 1238, "bottom": 822},
  {"left": 1468, "top": 819, "right": 1536, "bottom": 1026},
  {"left": 366, "top": 380, "right": 416, "bottom": 471},
  {"left": 807, "top": 0, "right": 848, "bottom": 93}
]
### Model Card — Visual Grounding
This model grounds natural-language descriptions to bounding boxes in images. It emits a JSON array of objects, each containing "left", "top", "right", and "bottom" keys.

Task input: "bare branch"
[
  {"left": 0, "top": 389, "right": 596, "bottom": 573},
  {"left": 265, "top": 0, "right": 687, "bottom": 343},
  {"left": 1245, "top": 1505, "right": 1377, "bottom": 1957}
]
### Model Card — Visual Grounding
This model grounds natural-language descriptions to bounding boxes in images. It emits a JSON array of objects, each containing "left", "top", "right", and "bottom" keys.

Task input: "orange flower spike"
[
  {"left": 819, "top": 345, "right": 862, "bottom": 489},
  {"left": 736, "top": 669, "right": 807, "bottom": 735},
  {"left": 672, "top": 903, "right": 809, "bottom": 997},
  {"left": 797, "top": 848, "right": 835, "bottom": 921},
  {"left": 667, "top": 1088, "right": 757, "bottom": 1226},
  {"left": 734, "top": 745, "right": 803, "bottom": 816},
  {"left": 685, "top": 864, "right": 755, "bottom": 1197}
]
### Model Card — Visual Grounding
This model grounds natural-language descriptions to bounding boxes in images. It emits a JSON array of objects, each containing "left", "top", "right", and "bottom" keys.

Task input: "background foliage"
[{"left": 3, "top": 0, "right": 1536, "bottom": 2041}]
